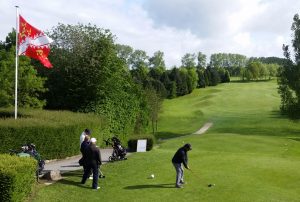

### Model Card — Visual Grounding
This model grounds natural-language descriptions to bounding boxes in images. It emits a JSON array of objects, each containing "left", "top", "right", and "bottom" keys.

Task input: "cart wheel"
[{"left": 109, "top": 156, "right": 113, "bottom": 162}]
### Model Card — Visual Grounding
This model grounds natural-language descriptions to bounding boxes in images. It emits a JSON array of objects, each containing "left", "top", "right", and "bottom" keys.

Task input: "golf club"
[{"left": 99, "top": 169, "right": 105, "bottom": 178}]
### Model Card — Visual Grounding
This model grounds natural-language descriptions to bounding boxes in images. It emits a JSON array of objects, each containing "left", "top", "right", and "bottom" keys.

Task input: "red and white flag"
[{"left": 18, "top": 15, "right": 53, "bottom": 68}]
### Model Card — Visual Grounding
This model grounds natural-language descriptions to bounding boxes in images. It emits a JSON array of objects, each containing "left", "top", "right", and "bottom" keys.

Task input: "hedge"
[
  {"left": 0, "top": 154, "right": 36, "bottom": 202},
  {"left": 0, "top": 108, "right": 104, "bottom": 159},
  {"left": 127, "top": 135, "right": 155, "bottom": 152}
]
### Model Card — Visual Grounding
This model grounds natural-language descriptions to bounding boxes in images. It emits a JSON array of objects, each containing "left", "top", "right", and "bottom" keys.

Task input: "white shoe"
[
  {"left": 89, "top": 176, "right": 93, "bottom": 179},
  {"left": 93, "top": 186, "right": 100, "bottom": 190}
]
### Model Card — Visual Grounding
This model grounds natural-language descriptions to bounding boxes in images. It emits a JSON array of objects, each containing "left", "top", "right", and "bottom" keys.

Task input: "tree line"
[{"left": 0, "top": 22, "right": 289, "bottom": 137}]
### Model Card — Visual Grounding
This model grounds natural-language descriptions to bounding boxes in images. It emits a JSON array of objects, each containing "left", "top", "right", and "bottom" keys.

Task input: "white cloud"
[
  {"left": 1, "top": 0, "right": 299, "bottom": 67},
  {"left": 233, "top": 32, "right": 251, "bottom": 47}
]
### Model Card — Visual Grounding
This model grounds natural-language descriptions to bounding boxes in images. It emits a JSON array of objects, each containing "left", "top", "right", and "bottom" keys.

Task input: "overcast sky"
[{"left": 1, "top": 0, "right": 299, "bottom": 67}]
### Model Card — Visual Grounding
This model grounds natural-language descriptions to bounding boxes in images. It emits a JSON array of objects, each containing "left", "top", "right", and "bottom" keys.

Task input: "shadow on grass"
[
  {"left": 156, "top": 132, "right": 189, "bottom": 140},
  {"left": 54, "top": 172, "right": 92, "bottom": 190},
  {"left": 56, "top": 178, "right": 91, "bottom": 189},
  {"left": 269, "top": 110, "right": 300, "bottom": 121},
  {"left": 0, "top": 111, "right": 30, "bottom": 118},
  {"left": 268, "top": 110, "right": 283, "bottom": 119},
  {"left": 124, "top": 183, "right": 175, "bottom": 189},
  {"left": 230, "top": 79, "right": 273, "bottom": 83},
  {"left": 289, "top": 137, "right": 300, "bottom": 142}
]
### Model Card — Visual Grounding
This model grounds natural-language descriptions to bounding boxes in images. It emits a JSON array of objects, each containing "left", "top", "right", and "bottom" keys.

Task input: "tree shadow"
[
  {"left": 269, "top": 110, "right": 284, "bottom": 119},
  {"left": 0, "top": 111, "right": 30, "bottom": 118},
  {"left": 288, "top": 137, "right": 300, "bottom": 142},
  {"left": 156, "top": 132, "right": 189, "bottom": 140},
  {"left": 124, "top": 183, "right": 175, "bottom": 189}
]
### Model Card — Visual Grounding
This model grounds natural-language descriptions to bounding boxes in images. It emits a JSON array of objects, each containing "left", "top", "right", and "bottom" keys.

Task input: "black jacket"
[
  {"left": 172, "top": 147, "right": 188, "bottom": 168},
  {"left": 80, "top": 141, "right": 90, "bottom": 154},
  {"left": 83, "top": 144, "right": 102, "bottom": 166}
]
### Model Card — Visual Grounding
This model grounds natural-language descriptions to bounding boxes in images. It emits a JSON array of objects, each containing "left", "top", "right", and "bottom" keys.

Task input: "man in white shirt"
[{"left": 80, "top": 129, "right": 91, "bottom": 148}]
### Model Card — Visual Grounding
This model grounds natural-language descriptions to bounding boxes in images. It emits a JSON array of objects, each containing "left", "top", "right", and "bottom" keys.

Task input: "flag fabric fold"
[{"left": 18, "top": 15, "right": 53, "bottom": 68}]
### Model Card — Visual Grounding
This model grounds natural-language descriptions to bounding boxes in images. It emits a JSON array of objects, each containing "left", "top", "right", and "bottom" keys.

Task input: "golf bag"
[
  {"left": 10, "top": 143, "right": 45, "bottom": 175},
  {"left": 104, "top": 136, "right": 127, "bottom": 161}
]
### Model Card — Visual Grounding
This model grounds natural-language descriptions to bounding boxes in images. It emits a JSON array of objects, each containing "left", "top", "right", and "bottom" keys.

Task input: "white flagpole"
[{"left": 15, "top": 6, "right": 19, "bottom": 119}]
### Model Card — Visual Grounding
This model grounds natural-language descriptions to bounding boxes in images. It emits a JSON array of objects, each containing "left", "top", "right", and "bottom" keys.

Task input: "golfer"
[
  {"left": 81, "top": 138, "right": 102, "bottom": 190},
  {"left": 172, "top": 143, "right": 192, "bottom": 188}
]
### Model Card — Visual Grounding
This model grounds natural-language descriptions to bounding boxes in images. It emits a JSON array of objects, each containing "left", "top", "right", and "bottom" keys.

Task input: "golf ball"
[{"left": 150, "top": 174, "right": 155, "bottom": 178}]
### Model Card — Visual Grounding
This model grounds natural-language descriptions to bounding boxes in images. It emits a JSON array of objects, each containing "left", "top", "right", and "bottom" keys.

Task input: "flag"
[{"left": 18, "top": 15, "right": 53, "bottom": 68}]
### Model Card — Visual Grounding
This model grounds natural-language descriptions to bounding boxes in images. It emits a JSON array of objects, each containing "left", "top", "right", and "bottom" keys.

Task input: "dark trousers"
[{"left": 81, "top": 163, "right": 99, "bottom": 189}]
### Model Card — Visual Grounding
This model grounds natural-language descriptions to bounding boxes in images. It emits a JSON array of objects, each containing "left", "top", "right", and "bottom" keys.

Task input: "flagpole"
[{"left": 15, "top": 6, "right": 19, "bottom": 119}]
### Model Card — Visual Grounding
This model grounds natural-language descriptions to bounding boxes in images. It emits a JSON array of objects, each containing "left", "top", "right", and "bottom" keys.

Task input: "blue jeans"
[
  {"left": 81, "top": 163, "right": 99, "bottom": 189},
  {"left": 173, "top": 163, "right": 184, "bottom": 186}
]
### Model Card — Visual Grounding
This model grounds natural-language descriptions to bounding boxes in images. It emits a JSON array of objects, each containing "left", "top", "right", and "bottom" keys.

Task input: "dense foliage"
[
  {"left": 0, "top": 108, "right": 103, "bottom": 159},
  {"left": 278, "top": 14, "right": 300, "bottom": 117},
  {"left": 37, "top": 24, "right": 143, "bottom": 135},
  {"left": 0, "top": 31, "right": 47, "bottom": 108},
  {"left": 0, "top": 154, "right": 36, "bottom": 202}
]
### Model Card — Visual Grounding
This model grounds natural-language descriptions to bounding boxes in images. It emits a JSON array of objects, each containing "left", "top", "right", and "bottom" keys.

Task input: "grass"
[{"left": 29, "top": 80, "right": 300, "bottom": 202}]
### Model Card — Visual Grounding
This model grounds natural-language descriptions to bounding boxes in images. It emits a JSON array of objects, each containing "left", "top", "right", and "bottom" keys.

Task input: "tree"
[
  {"left": 144, "top": 87, "right": 163, "bottom": 135},
  {"left": 181, "top": 53, "right": 196, "bottom": 69},
  {"left": 41, "top": 23, "right": 143, "bottom": 135},
  {"left": 129, "top": 49, "right": 149, "bottom": 70},
  {"left": 0, "top": 31, "right": 46, "bottom": 108},
  {"left": 187, "top": 68, "right": 198, "bottom": 92},
  {"left": 197, "top": 52, "right": 206, "bottom": 69},
  {"left": 196, "top": 68, "right": 206, "bottom": 88},
  {"left": 149, "top": 51, "right": 166, "bottom": 72},
  {"left": 115, "top": 44, "right": 133, "bottom": 69},
  {"left": 246, "top": 62, "right": 260, "bottom": 80},
  {"left": 277, "top": 13, "right": 300, "bottom": 117}
]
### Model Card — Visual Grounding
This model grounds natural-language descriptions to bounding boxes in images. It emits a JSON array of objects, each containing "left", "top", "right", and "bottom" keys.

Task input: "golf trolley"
[
  {"left": 9, "top": 143, "right": 45, "bottom": 180},
  {"left": 104, "top": 136, "right": 127, "bottom": 162}
]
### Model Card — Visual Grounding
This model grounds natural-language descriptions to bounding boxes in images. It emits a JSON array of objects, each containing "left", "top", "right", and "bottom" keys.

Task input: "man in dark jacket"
[
  {"left": 172, "top": 143, "right": 192, "bottom": 188},
  {"left": 81, "top": 138, "right": 102, "bottom": 190}
]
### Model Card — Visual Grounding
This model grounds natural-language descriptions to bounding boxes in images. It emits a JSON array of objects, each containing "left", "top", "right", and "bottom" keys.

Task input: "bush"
[
  {"left": 0, "top": 108, "right": 104, "bottom": 159},
  {"left": 127, "top": 135, "right": 155, "bottom": 152},
  {"left": 0, "top": 154, "right": 36, "bottom": 202}
]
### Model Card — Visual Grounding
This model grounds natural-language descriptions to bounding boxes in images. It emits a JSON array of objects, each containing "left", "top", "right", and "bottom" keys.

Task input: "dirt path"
[{"left": 192, "top": 122, "right": 213, "bottom": 135}]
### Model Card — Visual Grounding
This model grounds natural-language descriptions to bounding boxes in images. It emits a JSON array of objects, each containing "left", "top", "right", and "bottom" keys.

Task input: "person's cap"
[
  {"left": 91, "top": 138, "right": 97, "bottom": 143},
  {"left": 184, "top": 143, "right": 192, "bottom": 150},
  {"left": 84, "top": 129, "right": 91, "bottom": 135}
]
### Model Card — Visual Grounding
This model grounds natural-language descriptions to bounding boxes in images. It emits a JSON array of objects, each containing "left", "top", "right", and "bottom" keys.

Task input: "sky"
[{"left": 1, "top": 0, "right": 299, "bottom": 67}]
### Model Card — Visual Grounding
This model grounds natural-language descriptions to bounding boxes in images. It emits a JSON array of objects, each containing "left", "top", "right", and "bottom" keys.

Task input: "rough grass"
[{"left": 29, "top": 80, "right": 300, "bottom": 202}]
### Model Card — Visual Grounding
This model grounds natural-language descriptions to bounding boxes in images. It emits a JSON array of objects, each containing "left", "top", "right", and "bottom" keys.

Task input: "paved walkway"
[
  {"left": 43, "top": 123, "right": 213, "bottom": 174},
  {"left": 193, "top": 122, "right": 213, "bottom": 135},
  {"left": 43, "top": 148, "right": 113, "bottom": 174}
]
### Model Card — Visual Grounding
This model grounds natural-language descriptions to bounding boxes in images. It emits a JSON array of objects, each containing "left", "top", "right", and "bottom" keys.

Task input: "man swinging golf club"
[{"left": 172, "top": 143, "right": 192, "bottom": 188}]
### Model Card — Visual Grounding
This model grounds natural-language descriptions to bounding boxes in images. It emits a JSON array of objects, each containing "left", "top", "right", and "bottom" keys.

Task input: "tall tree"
[
  {"left": 41, "top": 23, "right": 142, "bottom": 135},
  {"left": 278, "top": 13, "right": 300, "bottom": 117},
  {"left": 115, "top": 44, "right": 133, "bottom": 69},
  {"left": 149, "top": 51, "right": 166, "bottom": 72},
  {"left": 181, "top": 53, "right": 196, "bottom": 69},
  {"left": 197, "top": 51, "right": 206, "bottom": 69}
]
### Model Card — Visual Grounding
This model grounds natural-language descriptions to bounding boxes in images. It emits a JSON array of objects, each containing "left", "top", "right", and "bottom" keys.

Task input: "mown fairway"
[{"left": 30, "top": 80, "right": 300, "bottom": 202}]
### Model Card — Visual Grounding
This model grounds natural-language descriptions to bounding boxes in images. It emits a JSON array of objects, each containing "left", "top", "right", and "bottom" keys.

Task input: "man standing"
[
  {"left": 81, "top": 138, "right": 102, "bottom": 190},
  {"left": 80, "top": 128, "right": 91, "bottom": 148},
  {"left": 172, "top": 143, "right": 192, "bottom": 188}
]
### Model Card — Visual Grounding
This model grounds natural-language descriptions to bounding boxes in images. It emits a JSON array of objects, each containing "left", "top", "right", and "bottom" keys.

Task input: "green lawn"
[{"left": 30, "top": 80, "right": 300, "bottom": 202}]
